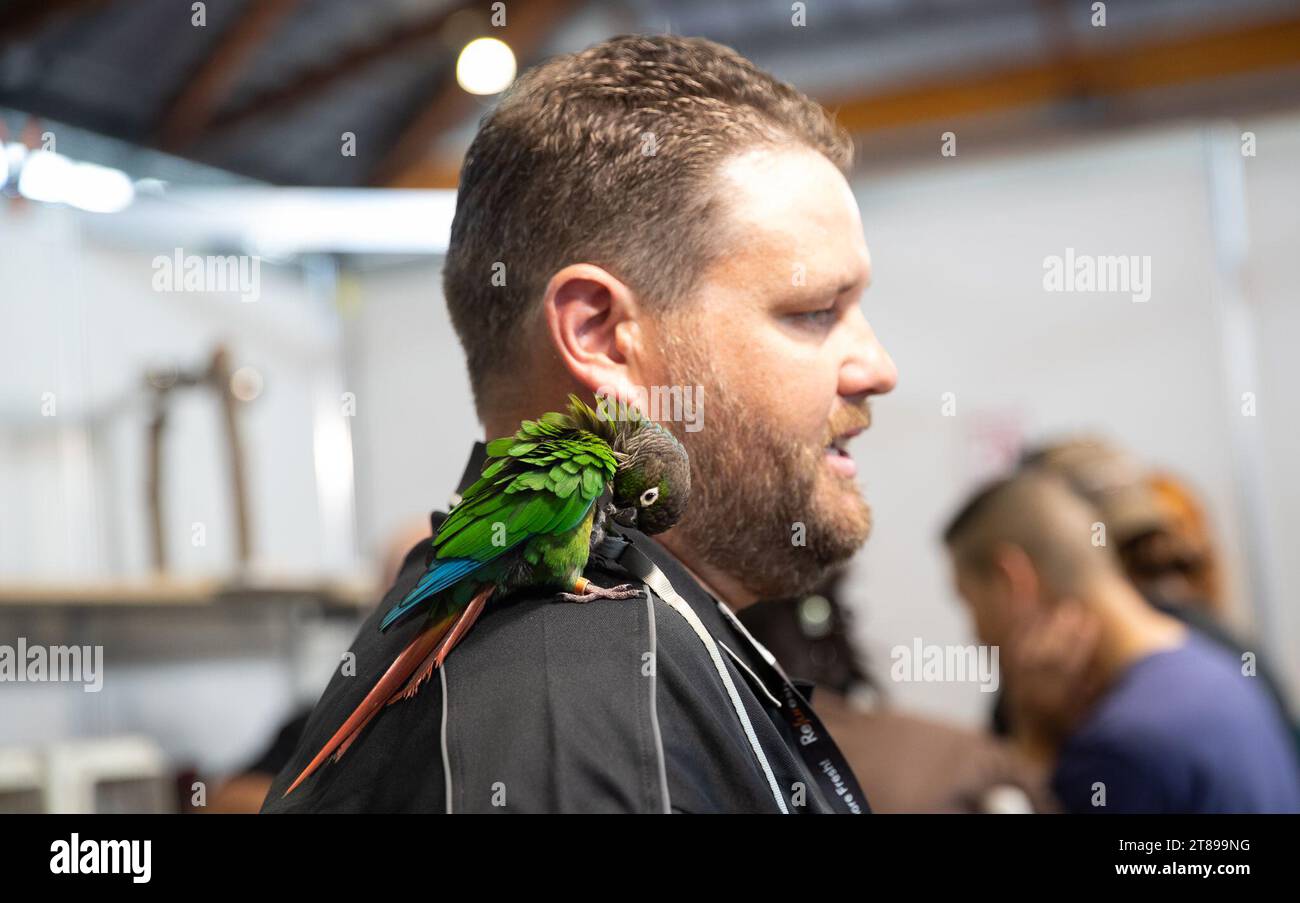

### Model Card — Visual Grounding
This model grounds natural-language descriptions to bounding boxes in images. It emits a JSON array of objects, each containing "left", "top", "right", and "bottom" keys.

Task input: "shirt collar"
[
  {"left": 428, "top": 442, "right": 490, "bottom": 536},
  {"left": 618, "top": 531, "right": 789, "bottom": 705},
  {"left": 456, "top": 441, "right": 490, "bottom": 495}
]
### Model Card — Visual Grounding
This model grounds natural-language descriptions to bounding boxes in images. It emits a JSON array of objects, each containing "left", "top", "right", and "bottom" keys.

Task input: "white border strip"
[
  {"left": 440, "top": 665, "right": 453, "bottom": 814},
  {"left": 644, "top": 591, "right": 671, "bottom": 813}
]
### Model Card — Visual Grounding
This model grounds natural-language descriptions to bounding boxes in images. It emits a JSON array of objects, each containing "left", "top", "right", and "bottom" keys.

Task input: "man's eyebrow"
[
  {"left": 779, "top": 271, "right": 871, "bottom": 305},
  {"left": 829, "top": 272, "right": 871, "bottom": 296}
]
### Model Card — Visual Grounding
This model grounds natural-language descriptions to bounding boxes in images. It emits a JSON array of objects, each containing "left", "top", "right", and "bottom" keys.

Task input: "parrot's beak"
[{"left": 613, "top": 506, "right": 639, "bottom": 528}]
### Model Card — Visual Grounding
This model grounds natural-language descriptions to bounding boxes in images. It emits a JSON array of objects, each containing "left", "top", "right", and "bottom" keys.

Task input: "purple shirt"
[{"left": 1053, "top": 631, "right": 1300, "bottom": 813}]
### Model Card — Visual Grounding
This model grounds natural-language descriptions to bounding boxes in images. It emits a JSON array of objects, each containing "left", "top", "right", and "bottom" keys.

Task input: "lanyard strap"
[
  {"left": 605, "top": 539, "right": 869, "bottom": 815},
  {"left": 713, "top": 598, "right": 869, "bottom": 814}
]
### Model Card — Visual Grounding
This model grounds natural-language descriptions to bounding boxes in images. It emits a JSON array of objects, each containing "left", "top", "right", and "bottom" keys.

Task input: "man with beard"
[{"left": 263, "top": 34, "right": 896, "bottom": 814}]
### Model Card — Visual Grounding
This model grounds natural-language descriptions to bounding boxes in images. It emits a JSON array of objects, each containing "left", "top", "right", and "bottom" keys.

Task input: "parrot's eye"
[{"left": 639, "top": 487, "right": 659, "bottom": 507}]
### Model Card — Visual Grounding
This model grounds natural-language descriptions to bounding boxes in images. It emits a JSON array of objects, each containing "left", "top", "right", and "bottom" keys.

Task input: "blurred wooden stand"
[
  {"left": 146, "top": 345, "right": 250, "bottom": 574},
  {"left": 0, "top": 343, "right": 372, "bottom": 611}
]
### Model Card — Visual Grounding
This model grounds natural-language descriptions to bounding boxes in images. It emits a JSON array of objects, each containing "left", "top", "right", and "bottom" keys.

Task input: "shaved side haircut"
[{"left": 943, "top": 472, "right": 1124, "bottom": 593}]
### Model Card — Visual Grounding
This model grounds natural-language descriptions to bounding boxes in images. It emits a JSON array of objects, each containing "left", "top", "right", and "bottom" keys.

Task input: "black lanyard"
[
  {"left": 712, "top": 599, "right": 870, "bottom": 814},
  {"left": 604, "top": 538, "right": 870, "bottom": 814}
]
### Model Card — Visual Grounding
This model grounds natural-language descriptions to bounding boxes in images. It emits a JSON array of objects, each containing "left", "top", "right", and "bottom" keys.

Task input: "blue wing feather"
[{"left": 379, "top": 556, "right": 485, "bottom": 631}]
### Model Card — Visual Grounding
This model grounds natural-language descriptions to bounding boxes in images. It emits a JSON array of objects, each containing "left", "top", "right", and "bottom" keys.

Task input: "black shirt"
[{"left": 262, "top": 445, "right": 867, "bottom": 813}]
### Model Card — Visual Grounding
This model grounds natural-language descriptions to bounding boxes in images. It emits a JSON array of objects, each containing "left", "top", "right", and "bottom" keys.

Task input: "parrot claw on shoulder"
[{"left": 559, "top": 581, "right": 643, "bottom": 603}]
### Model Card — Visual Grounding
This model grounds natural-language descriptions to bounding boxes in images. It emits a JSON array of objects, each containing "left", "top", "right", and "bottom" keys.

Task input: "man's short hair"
[
  {"left": 444, "top": 33, "right": 854, "bottom": 410},
  {"left": 942, "top": 477, "right": 1014, "bottom": 553},
  {"left": 942, "top": 471, "right": 1123, "bottom": 591}
]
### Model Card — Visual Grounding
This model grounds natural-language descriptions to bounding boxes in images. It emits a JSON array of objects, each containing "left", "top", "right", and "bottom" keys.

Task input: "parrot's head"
[{"left": 610, "top": 420, "right": 691, "bottom": 535}]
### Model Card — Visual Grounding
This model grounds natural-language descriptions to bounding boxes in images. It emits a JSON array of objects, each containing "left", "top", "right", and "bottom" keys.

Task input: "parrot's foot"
[{"left": 559, "top": 579, "right": 642, "bottom": 604}]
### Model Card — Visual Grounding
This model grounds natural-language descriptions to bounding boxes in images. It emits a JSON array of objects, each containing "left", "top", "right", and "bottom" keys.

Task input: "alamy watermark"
[
  {"left": 1043, "top": 247, "right": 1151, "bottom": 303},
  {"left": 890, "top": 638, "right": 1000, "bottom": 693},
  {"left": 0, "top": 638, "right": 103, "bottom": 692},
  {"left": 152, "top": 248, "right": 261, "bottom": 302},
  {"left": 595, "top": 384, "right": 704, "bottom": 433},
  {"left": 50, "top": 834, "right": 150, "bottom": 883}
]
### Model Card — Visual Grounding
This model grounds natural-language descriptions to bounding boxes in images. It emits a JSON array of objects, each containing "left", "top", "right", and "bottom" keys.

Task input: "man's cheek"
[{"left": 764, "top": 373, "right": 829, "bottom": 434}]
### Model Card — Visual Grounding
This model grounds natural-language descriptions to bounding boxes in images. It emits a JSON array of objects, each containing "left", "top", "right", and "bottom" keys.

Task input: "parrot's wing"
[
  {"left": 377, "top": 557, "right": 487, "bottom": 631},
  {"left": 378, "top": 427, "right": 616, "bottom": 631}
]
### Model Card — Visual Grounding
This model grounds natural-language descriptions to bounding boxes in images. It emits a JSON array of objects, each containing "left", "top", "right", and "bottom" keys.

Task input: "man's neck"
[
  {"left": 656, "top": 530, "right": 760, "bottom": 610},
  {"left": 483, "top": 413, "right": 521, "bottom": 443},
  {"left": 1087, "top": 580, "right": 1188, "bottom": 688},
  {"left": 480, "top": 373, "right": 584, "bottom": 443}
]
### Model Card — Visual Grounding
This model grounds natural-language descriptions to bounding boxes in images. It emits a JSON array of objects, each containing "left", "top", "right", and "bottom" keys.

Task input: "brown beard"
[{"left": 662, "top": 333, "right": 873, "bottom": 600}]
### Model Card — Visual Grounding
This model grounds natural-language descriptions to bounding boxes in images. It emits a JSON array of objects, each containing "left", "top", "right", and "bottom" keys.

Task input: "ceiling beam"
[
  {"left": 0, "top": 0, "right": 108, "bottom": 45},
  {"left": 197, "top": 1, "right": 475, "bottom": 141},
  {"left": 382, "top": 156, "right": 463, "bottom": 189},
  {"left": 826, "top": 16, "right": 1300, "bottom": 135},
  {"left": 155, "top": 0, "right": 301, "bottom": 152}
]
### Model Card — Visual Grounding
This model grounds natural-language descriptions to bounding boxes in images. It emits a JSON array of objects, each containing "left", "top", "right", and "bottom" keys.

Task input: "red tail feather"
[
  {"left": 390, "top": 586, "right": 490, "bottom": 705},
  {"left": 283, "top": 584, "right": 495, "bottom": 797}
]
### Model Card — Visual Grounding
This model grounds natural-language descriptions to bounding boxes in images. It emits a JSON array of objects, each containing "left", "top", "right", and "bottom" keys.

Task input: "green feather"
[{"left": 432, "top": 406, "right": 618, "bottom": 577}]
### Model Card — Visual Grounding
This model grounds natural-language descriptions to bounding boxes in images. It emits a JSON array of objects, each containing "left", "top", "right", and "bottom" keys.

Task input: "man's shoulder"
[
  {"left": 1058, "top": 635, "right": 1297, "bottom": 803},
  {"left": 1091, "top": 634, "right": 1271, "bottom": 736},
  {"left": 448, "top": 561, "right": 699, "bottom": 683},
  {"left": 374, "top": 533, "right": 707, "bottom": 688}
]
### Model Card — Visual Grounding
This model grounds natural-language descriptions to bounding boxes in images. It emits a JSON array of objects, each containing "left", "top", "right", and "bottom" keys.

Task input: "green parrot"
[{"left": 285, "top": 394, "right": 690, "bottom": 795}]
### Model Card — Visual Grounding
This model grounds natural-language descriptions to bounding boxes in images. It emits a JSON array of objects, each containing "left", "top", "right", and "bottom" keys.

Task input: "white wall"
[
  {"left": 340, "top": 262, "right": 480, "bottom": 561},
  {"left": 1240, "top": 112, "right": 1300, "bottom": 710}
]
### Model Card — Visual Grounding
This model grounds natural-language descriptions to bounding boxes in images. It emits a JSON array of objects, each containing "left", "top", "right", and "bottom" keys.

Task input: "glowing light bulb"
[{"left": 456, "top": 37, "right": 516, "bottom": 96}]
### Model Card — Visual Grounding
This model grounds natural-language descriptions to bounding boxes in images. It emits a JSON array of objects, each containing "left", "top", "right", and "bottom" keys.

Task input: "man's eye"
[{"left": 788, "top": 307, "right": 837, "bottom": 328}]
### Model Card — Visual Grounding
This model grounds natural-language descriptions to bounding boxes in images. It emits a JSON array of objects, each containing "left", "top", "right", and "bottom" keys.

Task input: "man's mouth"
[{"left": 825, "top": 428, "right": 863, "bottom": 478}]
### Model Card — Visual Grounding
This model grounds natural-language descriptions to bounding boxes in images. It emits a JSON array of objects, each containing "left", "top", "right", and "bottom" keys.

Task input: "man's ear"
[
  {"left": 991, "top": 543, "right": 1042, "bottom": 618},
  {"left": 543, "top": 263, "right": 646, "bottom": 401}
]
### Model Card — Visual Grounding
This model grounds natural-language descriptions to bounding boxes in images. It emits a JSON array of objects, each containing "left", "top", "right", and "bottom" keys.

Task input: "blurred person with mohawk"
[
  {"left": 943, "top": 470, "right": 1300, "bottom": 813},
  {"left": 1015, "top": 438, "right": 1296, "bottom": 746}
]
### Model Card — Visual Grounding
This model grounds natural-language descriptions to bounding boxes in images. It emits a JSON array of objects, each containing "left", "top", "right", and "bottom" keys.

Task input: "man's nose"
[{"left": 840, "top": 312, "right": 898, "bottom": 398}]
